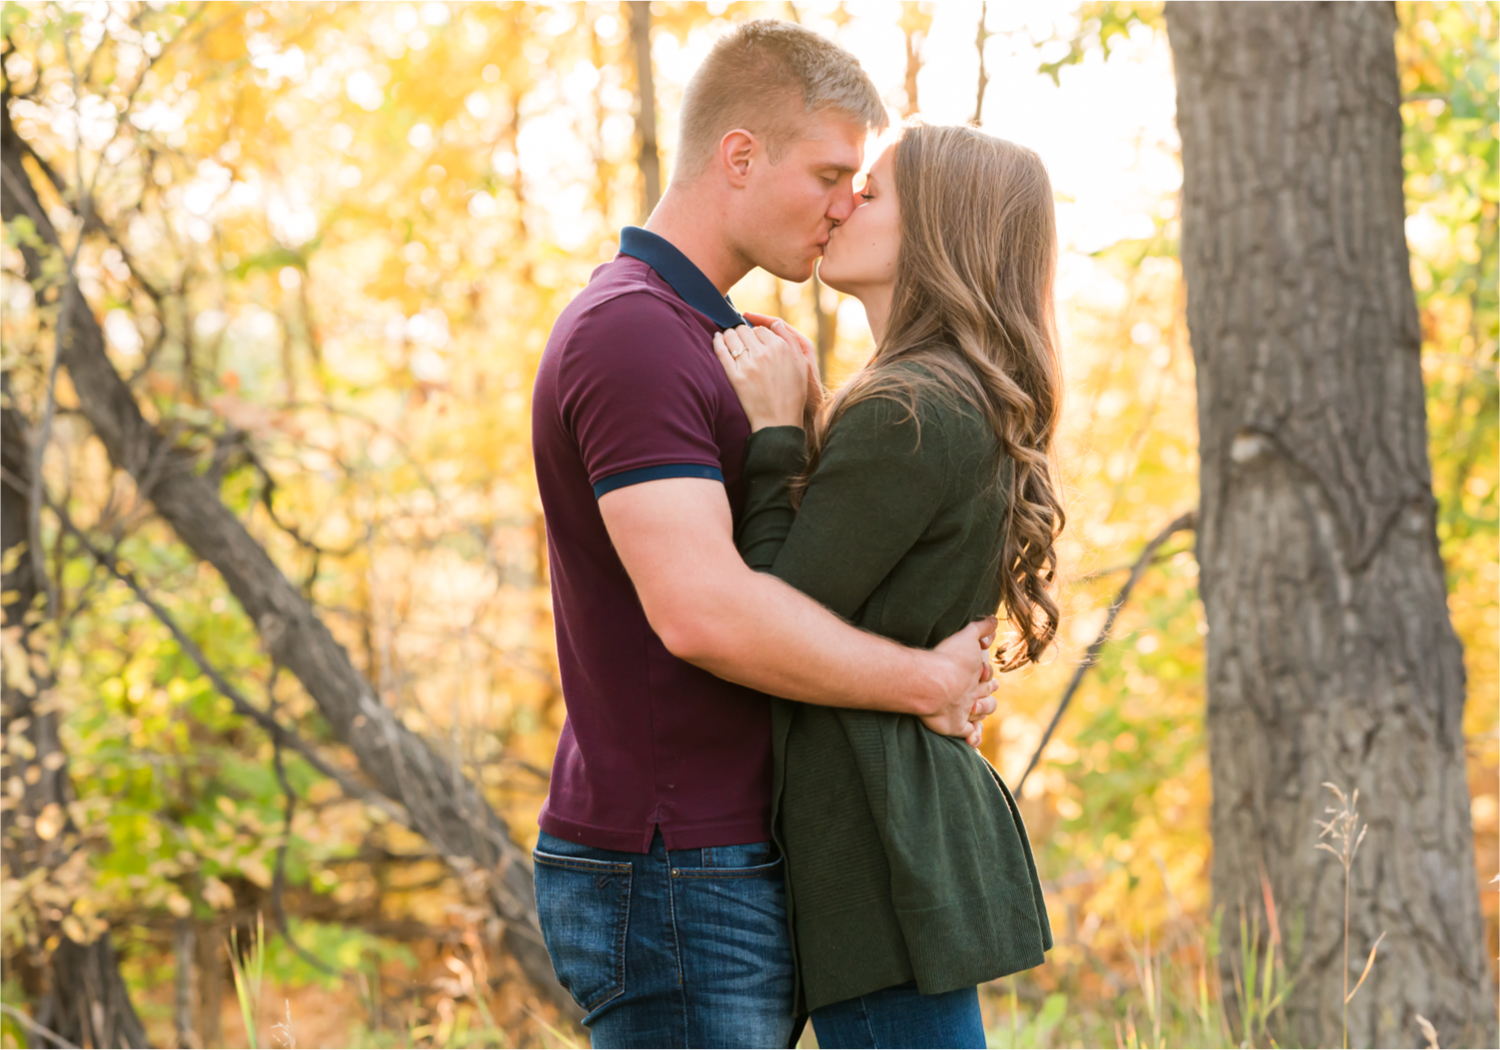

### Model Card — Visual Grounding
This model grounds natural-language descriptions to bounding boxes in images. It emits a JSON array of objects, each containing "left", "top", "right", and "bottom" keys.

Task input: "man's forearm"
[
  {"left": 597, "top": 476, "right": 972, "bottom": 718},
  {"left": 666, "top": 562, "right": 945, "bottom": 714}
]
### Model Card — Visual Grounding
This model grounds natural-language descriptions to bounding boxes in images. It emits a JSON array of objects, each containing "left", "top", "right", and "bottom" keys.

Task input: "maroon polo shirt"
[{"left": 531, "top": 227, "right": 772, "bottom": 853}]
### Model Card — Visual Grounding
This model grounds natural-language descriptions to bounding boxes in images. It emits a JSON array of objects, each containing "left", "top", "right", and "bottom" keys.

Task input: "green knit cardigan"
[{"left": 735, "top": 371, "right": 1052, "bottom": 1013}]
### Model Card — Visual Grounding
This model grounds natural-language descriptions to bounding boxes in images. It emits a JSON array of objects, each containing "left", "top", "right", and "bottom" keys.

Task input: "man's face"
[{"left": 734, "top": 114, "right": 866, "bottom": 283}]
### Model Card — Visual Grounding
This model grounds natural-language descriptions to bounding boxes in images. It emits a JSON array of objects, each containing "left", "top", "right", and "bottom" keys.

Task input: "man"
[{"left": 529, "top": 19, "right": 997, "bottom": 1048}]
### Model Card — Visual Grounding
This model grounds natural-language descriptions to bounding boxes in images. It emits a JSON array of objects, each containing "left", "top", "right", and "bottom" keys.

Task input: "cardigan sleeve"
[
  {"left": 734, "top": 425, "right": 807, "bottom": 570},
  {"left": 735, "top": 397, "right": 948, "bottom": 622}
]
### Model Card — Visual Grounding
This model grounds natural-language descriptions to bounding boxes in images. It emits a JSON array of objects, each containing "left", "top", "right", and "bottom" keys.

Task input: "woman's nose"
[{"left": 826, "top": 183, "right": 857, "bottom": 224}]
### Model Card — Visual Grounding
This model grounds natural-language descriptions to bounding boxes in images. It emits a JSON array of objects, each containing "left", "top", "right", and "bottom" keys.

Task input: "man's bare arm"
[{"left": 598, "top": 477, "right": 996, "bottom": 736}]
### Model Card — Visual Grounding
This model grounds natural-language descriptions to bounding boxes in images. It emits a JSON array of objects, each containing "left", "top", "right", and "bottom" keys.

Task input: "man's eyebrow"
[{"left": 818, "top": 163, "right": 859, "bottom": 174}]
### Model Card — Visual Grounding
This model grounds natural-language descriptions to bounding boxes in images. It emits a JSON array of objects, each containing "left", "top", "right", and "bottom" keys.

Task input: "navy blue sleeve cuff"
[{"left": 592, "top": 463, "right": 725, "bottom": 498}]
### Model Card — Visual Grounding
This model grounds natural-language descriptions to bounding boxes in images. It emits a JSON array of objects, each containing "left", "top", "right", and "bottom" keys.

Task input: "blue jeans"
[
  {"left": 532, "top": 829, "right": 795, "bottom": 1048},
  {"left": 811, "top": 982, "right": 985, "bottom": 1049}
]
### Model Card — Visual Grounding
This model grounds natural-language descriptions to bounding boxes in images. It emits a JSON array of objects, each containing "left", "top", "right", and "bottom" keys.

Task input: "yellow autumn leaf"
[
  {"left": 60, "top": 915, "right": 88, "bottom": 944},
  {"left": 166, "top": 891, "right": 192, "bottom": 918},
  {"left": 0, "top": 541, "right": 25, "bottom": 573},
  {"left": 241, "top": 856, "right": 273, "bottom": 889},
  {"left": 203, "top": 876, "right": 236, "bottom": 911},
  {"left": 34, "top": 802, "right": 63, "bottom": 841}
]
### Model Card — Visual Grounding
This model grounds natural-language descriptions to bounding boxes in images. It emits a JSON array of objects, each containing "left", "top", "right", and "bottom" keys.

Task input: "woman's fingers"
[
  {"left": 736, "top": 323, "right": 794, "bottom": 360},
  {"left": 722, "top": 327, "right": 749, "bottom": 358},
  {"left": 714, "top": 324, "right": 811, "bottom": 430},
  {"left": 739, "top": 325, "right": 769, "bottom": 356},
  {"left": 740, "top": 324, "right": 783, "bottom": 359},
  {"left": 779, "top": 321, "right": 819, "bottom": 376},
  {"left": 743, "top": 312, "right": 815, "bottom": 361},
  {"left": 711, "top": 332, "right": 738, "bottom": 375}
]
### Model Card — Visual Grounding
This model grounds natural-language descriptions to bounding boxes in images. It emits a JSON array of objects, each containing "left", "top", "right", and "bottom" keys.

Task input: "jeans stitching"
[
  {"left": 582, "top": 870, "right": 631, "bottom": 1012},
  {"left": 579, "top": 866, "right": 631, "bottom": 1013},
  {"left": 603, "top": 863, "right": 631, "bottom": 1013},
  {"left": 532, "top": 849, "right": 632, "bottom": 876},
  {"left": 663, "top": 844, "right": 690, "bottom": 1037},
  {"left": 534, "top": 851, "right": 631, "bottom": 1014},
  {"left": 671, "top": 856, "right": 783, "bottom": 880}
]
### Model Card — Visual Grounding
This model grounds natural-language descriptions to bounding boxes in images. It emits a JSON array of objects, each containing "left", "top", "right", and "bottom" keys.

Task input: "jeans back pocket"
[{"left": 532, "top": 849, "right": 632, "bottom": 1013}]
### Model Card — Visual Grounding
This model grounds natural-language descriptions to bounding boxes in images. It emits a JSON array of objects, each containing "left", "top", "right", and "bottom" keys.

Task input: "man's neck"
[{"left": 643, "top": 186, "right": 752, "bottom": 296}]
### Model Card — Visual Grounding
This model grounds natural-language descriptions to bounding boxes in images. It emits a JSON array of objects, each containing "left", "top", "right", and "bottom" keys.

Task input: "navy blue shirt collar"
[{"left": 618, "top": 226, "right": 745, "bottom": 331}]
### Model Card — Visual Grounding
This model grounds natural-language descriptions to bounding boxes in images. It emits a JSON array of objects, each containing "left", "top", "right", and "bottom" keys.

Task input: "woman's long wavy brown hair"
[{"left": 800, "top": 123, "right": 1065, "bottom": 670}]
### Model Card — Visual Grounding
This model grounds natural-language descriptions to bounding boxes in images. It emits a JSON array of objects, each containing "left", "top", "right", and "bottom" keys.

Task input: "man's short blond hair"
[{"left": 673, "top": 19, "right": 888, "bottom": 183}]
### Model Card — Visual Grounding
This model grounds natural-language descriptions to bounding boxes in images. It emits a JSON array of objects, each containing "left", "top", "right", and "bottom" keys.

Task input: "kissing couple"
[{"left": 530, "top": 18, "right": 1060, "bottom": 1050}]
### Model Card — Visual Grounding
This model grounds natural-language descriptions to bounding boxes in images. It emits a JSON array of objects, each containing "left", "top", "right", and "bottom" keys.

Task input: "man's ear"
[{"left": 718, "top": 129, "right": 757, "bottom": 188}]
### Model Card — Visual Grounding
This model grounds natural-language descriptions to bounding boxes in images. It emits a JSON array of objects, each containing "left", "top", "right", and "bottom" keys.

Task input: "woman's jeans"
[
  {"left": 811, "top": 981, "right": 986, "bottom": 1049},
  {"left": 532, "top": 828, "right": 795, "bottom": 1049}
]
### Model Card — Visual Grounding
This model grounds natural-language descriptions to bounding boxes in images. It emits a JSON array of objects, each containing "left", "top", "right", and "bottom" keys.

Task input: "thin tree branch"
[
  {"left": 48, "top": 499, "right": 417, "bottom": 833},
  {"left": 0, "top": 1005, "right": 81, "bottom": 1050},
  {"left": 266, "top": 664, "right": 345, "bottom": 978},
  {"left": 1015, "top": 510, "right": 1198, "bottom": 793},
  {"left": 26, "top": 3, "right": 94, "bottom": 622},
  {"left": 973, "top": 1, "right": 991, "bottom": 124},
  {"left": 1076, "top": 542, "right": 1194, "bottom": 582}
]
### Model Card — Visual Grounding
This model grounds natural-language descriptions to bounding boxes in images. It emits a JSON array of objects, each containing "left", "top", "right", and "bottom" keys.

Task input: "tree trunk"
[
  {"left": 972, "top": 1, "right": 990, "bottom": 125},
  {"left": 1, "top": 110, "right": 579, "bottom": 1023},
  {"left": 1, "top": 394, "right": 152, "bottom": 1050},
  {"left": 898, "top": 1, "right": 932, "bottom": 119},
  {"left": 630, "top": 1, "right": 662, "bottom": 219},
  {"left": 194, "top": 917, "right": 224, "bottom": 1049},
  {"left": 1165, "top": 4, "right": 1495, "bottom": 1047},
  {"left": 173, "top": 917, "right": 198, "bottom": 1048}
]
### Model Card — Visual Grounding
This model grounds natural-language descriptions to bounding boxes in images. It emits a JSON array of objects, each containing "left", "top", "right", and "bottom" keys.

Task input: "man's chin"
[{"left": 763, "top": 258, "right": 819, "bottom": 284}]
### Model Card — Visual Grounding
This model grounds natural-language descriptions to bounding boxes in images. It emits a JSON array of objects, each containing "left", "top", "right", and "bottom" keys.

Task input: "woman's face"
[{"left": 815, "top": 143, "right": 899, "bottom": 297}]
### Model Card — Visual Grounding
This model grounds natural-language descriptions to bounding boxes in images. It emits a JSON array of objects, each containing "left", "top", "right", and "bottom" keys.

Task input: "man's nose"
[{"left": 826, "top": 181, "right": 857, "bottom": 224}]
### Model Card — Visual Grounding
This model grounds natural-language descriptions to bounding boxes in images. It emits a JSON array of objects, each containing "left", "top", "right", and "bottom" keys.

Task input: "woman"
[{"left": 711, "top": 124, "right": 1063, "bottom": 1049}]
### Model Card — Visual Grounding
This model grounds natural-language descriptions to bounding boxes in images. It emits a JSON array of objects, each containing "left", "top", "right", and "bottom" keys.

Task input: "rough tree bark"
[
  {"left": 1, "top": 110, "right": 579, "bottom": 1022},
  {"left": 630, "top": 0, "right": 662, "bottom": 219},
  {"left": 1165, "top": 4, "right": 1495, "bottom": 1047},
  {"left": 2, "top": 395, "right": 152, "bottom": 1049}
]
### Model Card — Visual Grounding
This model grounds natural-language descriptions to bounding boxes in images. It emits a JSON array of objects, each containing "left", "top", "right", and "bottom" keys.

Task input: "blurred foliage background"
[{"left": 1, "top": 1, "right": 1494, "bottom": 1047}]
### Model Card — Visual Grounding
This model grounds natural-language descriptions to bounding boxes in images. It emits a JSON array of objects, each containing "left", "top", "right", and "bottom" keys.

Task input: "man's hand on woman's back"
[{"left": 925, "top": 616, "right": 999, "bottom": 747}]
